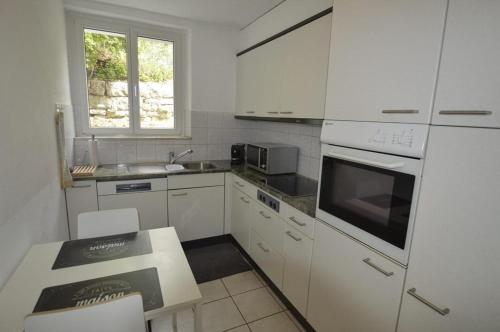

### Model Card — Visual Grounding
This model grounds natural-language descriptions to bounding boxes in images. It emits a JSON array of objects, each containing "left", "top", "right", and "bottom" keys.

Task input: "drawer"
[
  {"left": 97, "top": 178, "right": 167, "bottom": 195},
  {"left": 168, "top": 173, "right": 224, "bottom": 189},
  {"left": 232, "top": 175, "right": 258, "bottom": 199},
  {"left": 284, "top": 204, "right": 315, "bottom": 239},
  {"left": 250, "top": 230, "right": 285, "bottom": 289},
  {"left": 251, "top": 204, "right": 285, "bottom": 256}
]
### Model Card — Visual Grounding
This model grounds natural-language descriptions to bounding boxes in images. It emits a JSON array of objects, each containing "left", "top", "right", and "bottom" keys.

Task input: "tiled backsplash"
[{"left": 73, "top": 111, "right": 322, "bottom": 179}]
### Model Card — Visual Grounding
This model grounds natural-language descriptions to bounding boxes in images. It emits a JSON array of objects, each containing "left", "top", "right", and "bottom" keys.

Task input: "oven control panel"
[{"left": 257, "top": 190, "right": 280, "bottom": 213}]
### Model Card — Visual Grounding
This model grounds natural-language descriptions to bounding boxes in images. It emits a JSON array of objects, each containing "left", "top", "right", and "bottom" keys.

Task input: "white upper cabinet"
[
  {"left": 236, "top": 13, "right": 332, "bottom": 119},
  {"left": 432, "top": 0, "right": 500, "bottom": 128},
  {"left": 324, "top": 0, "right": 447, "bottom": 123},
  {"left": 397, "top": 126, "right": 500, "bottom": 332}
]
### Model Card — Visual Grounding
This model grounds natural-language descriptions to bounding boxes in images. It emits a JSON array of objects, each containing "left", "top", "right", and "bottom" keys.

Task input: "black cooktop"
[{"left": 259, "top": 174, "right": 317, "bottom": 197}]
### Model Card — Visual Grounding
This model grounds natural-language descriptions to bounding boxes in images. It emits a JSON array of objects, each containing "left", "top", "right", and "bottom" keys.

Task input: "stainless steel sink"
[
  {"left": 126, "top": 164, "right": 166, "bottom": 174},
  {"left": 181, "top": 162, "right": 217, "bottom": 170}
]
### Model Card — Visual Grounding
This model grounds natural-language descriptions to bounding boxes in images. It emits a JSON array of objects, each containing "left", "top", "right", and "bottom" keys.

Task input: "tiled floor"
[{"left": 151, "top": 270, "right": 305, "bottom": 332}]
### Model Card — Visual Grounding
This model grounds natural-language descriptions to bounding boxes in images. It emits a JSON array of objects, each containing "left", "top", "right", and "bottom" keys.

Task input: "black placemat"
[
  {"left": 53, "top": 232, "right": 152, "bottom": 269},
  {"left": 33, "top": 268, "right": 163, "bottom": 312}
]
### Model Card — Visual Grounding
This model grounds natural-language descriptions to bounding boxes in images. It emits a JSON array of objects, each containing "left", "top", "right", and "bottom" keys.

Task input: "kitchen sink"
[
  {"left": 126, "top": 164, "right": 166, "bottom": 174},
  {"left": 181, "top": 162, "right": 217, "bottom": 170}
]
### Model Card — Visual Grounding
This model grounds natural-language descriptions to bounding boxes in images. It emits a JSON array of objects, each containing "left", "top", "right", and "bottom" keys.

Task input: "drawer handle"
[
  {"left": 362, "top": 258, "right": 394, "bottom": 277},
  {"left": 267, "top": 111, "right": 279, "bottom": 114},
  {"left": 257, "top": 242, "right": 270, "bottom": 253},
  {"left": 71, "top": 184, "right": 92, "bottom": 188},
  {"left": 240, "top": 197, "right": 250, "bottom": 204},
  {"left": 407, "top": 288, "right": 450, "bottom": 316},
  {"left": 286, "top": 231, "right": 302, "bottom": 241},
  {"left": 172, "top": 192, "right": 188, "bottom": 197},
  {"left": 245, "top": 111, "right": 255, "bottom": 114},
  {"left": 280, "top": 111, "right": 293, "bottom": 114},
  {"left": 259, "top": 211, "right": 271, "bottom": 219},
  {"left": 235, "top": 181, "right": 245, "bottom": 188},
  {"left": 289, "top": 216, "right": 306, "bottom": 227},
  {"left": 382, "top": 109, "right": 419, "bottom": 114},
  {"left": 439, "top": 110, "right": 492, "bottom": 116}
]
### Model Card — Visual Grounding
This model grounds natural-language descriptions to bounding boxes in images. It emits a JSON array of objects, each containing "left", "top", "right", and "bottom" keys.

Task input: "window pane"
[
  {"left": 84, "top": 29, "right": 129, "bottom": 128},
  {"left": 138, "top": 37, "right": 174, "bottom": 129}
]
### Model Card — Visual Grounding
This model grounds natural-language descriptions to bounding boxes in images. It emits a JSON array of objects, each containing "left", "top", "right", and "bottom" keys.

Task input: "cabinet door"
[
  {"left": 432, "top": 0, "right": 500, "bottom": 128},
  {"left": 325, "top": 0, "right": 447, "bottom": 123},
  {"left": 251, "top": 203, "right": 285, "bottom": 255},
  {"left": 279, "top": 14, "right": 332, "bottom": 119},
  {"left": 307, "top": 221, "right": 406, "bottom": 332},
  {"left": 236, "top": 52, "right": 258, "bottom": 116},
  {"left": 66, "top": 181, "right": 98, "bottom": 240},
  {"left": 98, "top": 191, "right": 167, "bottom": 231},
  {"left": 231, "top": 186, "right": 252, "bottom": 251},
  {"left": 397, "top": 127, "right": 500, "bottom": 332},
  {"left": 168, "top": 186, "right": 224, "bottom": 242},
  {"left": 249, "top": 230, "right": 285, "bottom": 289},
  {"left": 282, "top": 224, "right": 313, "bottom": 316}
]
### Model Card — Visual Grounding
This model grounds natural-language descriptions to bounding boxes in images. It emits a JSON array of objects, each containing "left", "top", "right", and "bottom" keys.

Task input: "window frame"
[{"left": 68, "top": 13, "right": 186, "bottom": 137}]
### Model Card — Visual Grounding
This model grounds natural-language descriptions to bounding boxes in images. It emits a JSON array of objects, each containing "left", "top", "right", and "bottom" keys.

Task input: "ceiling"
[{"left": 89, "top": 0, "right": 285, "bottom": 28}]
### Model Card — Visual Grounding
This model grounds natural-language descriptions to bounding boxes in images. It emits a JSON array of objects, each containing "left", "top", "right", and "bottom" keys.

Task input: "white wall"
[
  {"left": 239, "top": 0, "right": 332, "bottom": 51},
  {"left": 0, "top": 0, "right": 73, "bottom": 289}
]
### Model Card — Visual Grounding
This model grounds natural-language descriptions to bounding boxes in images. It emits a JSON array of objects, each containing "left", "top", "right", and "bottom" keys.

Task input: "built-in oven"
[{"left": 316, "top": 121, "right": 428, "bottom": 265}]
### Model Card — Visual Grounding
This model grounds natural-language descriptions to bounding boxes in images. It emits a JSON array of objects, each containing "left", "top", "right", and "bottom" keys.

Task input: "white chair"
[
  {"left": 77, "top": 208, "right": 140, "bottom": 239},
  {"left": 24, "top": 293, "right": 147, "bottom": 332}
]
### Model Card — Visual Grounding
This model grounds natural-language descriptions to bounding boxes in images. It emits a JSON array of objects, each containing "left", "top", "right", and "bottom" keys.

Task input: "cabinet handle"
[
  {"left": 407, "top": 288, "right": 450, "bottom": 316},
  {"left": 259, "top": 211, "right": 271, "bottom": 219},
  {"left": 71, "top": 184, "right": 92, "bottom": 188},
  {"left": 286, "top": 231, "right": 302, "bottom": 241},
  {"left": 172, "top": 192, "right": 188, "bottom": 197},
  {"left": 439, "top": 110, "right": 492, "bottom": 116},
  {"left": 257, "top": 242, "right": 270, "bottom": 253},
  {"left": 289, "top": 216, "right": 306, "bottom": 227},
  {"left": 235, "top": 181, "right": 245, "bottom": 188},
  {"left": 267, "top": 111, "right": 279, "bottom": 114},
  {"left": 280, "top": 111, "right": 294, "bottom": 114},
  {"left": 362, "top": 258, "right": 394, "bottom": 277},
  {"left": 240, "top": 197, "right": 250, "bottom": 204},
  {"left": 245, "top": 111, "right": 255, "bottom": 114},
  {"left": 382, "top": 109, "right": 419, "bottom": 114}
]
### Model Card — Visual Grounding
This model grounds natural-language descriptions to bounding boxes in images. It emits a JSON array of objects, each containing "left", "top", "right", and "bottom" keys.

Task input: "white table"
[{"left": 0, "top": 227, "right": 202, "bottom": 332}]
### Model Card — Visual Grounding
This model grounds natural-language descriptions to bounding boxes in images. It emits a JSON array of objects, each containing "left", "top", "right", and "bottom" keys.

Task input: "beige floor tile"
[
  {"left": 198, "top": 279, "right": 230, "bottom": 303},
  {"left": 226, "top": 324, "right": 251, "bottom": 332},
  {"left": 222, "top": 270, "right": 264, "bottom": 295},
  {"left": 285, "top": 311, "right": 306, "bottom": 332},
  {"left": 265, "top": 287, "right": 286, "bottom": 309},
  {"left": 248, "top": 312, "right": 300, "bottom": 332},
  {"left": 202, "top": 297, "right": 245, "bottom": 332},
  {"left": 232, "top": 287, "right": 283, "bottom": 323},
  {"left": 150, "top": 308, "right": 194, "bottom": 332}
]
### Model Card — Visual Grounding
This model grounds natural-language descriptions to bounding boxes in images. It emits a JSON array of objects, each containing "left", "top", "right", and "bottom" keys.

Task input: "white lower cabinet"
[
  {"left": 282, "top": 224, "right": 313, "bottom": 316},
  {"left": 252, "top": 204, "right": 285, "bottom": 256},
  {"left": 249, "top": 230, "right": 285, "bottom": 289},
  {"left": 307, "top": 221, "right": 406, "bottom": 332},
  {"left": 231, "top": 185, "right": 253, "bottom": 251},
  {"left": 65, "top": 180, "right": 98, "bottom": 239},
  {"left": 168, "top": 186, "right": 224, "bottom": 242}
]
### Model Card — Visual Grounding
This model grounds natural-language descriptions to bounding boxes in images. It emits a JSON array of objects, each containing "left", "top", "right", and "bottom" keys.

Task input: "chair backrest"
[
  {"left": 77, "top": 208, "right": 140, "bottom": 239},
  {"left": 24, "top": 293, "right": 146, "bottom": 332}
]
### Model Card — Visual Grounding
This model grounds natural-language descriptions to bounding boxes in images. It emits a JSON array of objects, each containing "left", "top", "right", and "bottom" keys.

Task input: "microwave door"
[{"left": 247, "top": 146, "right": 259, "bottom": 168}]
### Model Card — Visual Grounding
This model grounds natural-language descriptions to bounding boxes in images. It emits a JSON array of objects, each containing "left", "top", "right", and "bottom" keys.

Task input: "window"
[{"left": 69, "top": 14, "right": 186, "bottom": 136}]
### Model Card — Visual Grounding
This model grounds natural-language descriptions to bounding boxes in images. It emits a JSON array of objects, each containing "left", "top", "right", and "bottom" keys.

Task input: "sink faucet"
[{"left": 168, "top": 149, "right": 193, "bottom": 164}]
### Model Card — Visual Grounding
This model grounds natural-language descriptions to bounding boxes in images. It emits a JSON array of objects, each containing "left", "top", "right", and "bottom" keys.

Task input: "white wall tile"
[
  {"left": 191, "top": 111, "right": 208, "bottom": 128},
  {"left": 207, "top": 144, "right": 222, "bottom": 160},
  {"left": 191, "top": 144, "right": 208, "bottom": 161},
  {"left": 117, "top": 142, "right": 137, "bottom": 164},
  {"left": 136, "top": 143, "right": 156, "bottom": 162},
  {"left": 98, "top": 141, "right": 117, "bottom": 165},
  {"left": 207, "top": 112, "right": 224, "bottom": 128}
]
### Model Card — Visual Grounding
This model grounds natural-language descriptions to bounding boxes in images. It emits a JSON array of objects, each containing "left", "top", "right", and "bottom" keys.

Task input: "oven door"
[{"left": 316, "top": 144, "right": 423, "bottom": 265}]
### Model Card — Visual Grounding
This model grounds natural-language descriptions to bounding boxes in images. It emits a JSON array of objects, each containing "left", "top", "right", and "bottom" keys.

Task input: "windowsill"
[{"left": 74, "top": 136, "right": 192, "bottom": 141}]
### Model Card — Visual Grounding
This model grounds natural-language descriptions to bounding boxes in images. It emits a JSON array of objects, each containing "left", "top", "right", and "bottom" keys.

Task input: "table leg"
[{"left": 193, "top": 302, "right": 202, "bottom": 332}]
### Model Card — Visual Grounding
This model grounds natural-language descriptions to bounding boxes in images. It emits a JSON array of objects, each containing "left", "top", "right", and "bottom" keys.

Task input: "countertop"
[{"left": 72, "top": 160, "right": 317, "bottom": 217}]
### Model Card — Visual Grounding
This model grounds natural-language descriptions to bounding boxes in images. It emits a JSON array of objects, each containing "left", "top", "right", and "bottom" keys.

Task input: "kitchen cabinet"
[
  {"left": 231, "top": 185, "right": 253, "bottom": 251},
  {"left": 168, "top": 186, "right": 224, "bottom": 242},
  {"left": 97, "top": 178, "right": 168, "bottom": 231},
  {"left": 397, "top": 127, "right": 500, "bottom": 332},
  {"left": 324, "top": 0, "right": 447, "bottom": 124},
  {"left": 65, "top": 180, "right": 98, "bottom": 240},
  {"left": 251, "top": 203, "right": 285, "bottom": 256},
  {"left": 282, "top": 224, "right": 313, "bottom": 316},
  {"left": 284, "top": 204, "right": 315, "bottom": 239},
  {"left": 431, "top": 0, "right": 500, "bottom": 128},
  {"left": 249, "top": 230, "right": 285, "bottom": 289},
  {"left": 307, "top": 221, "right": 406, "bottom": 332},
  {"left": 235, "top": 14, "right": 332, "bottom": 119}
]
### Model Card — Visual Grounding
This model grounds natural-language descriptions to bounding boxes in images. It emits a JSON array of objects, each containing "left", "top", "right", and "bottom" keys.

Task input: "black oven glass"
[
  {"left": 247, "top": 145, "right": 259, "bottom": 168},
  {"left": 319, "top": 156, "right": 415, "bottom": 249}
]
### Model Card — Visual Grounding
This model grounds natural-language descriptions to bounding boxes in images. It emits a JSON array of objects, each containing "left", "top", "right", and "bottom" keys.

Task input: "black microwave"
[{"left": 246, "top": 143, "right": 298, "bottom": 175}]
